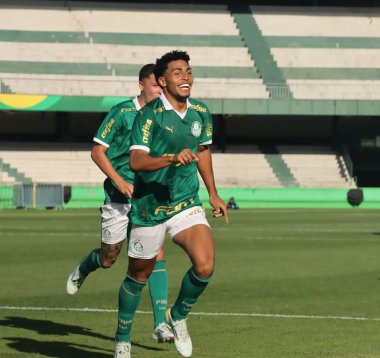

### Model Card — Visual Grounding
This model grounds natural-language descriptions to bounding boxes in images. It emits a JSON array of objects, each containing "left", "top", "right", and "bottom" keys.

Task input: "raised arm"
[{"left": 197, "top": 145, "right": 229, "bottom": 224}]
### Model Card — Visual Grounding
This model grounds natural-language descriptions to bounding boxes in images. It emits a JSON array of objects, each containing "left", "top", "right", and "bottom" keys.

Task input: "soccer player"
[
  {"left": 114, "top": 51, "right": 228, "bottom": 358},
  {"left": 66, "top": 64, "right": 174, "bottom": 343}
]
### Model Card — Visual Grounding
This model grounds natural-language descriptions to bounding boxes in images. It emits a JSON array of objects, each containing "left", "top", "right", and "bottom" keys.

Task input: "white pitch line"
[{"left": 1, "top": 306, "right": 379, "bottom": 322}]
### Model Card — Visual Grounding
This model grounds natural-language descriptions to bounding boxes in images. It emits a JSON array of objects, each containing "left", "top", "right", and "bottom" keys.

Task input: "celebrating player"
[
  {"left": 66, "top": 64, "right": 174, "bottom": 344},
  {"left": 114, "top": 51, "right": 228, "bottom": 358}
]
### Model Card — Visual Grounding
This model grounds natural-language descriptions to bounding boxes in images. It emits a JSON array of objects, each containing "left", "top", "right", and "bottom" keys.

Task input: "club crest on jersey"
[{"left": 191, "top": 121, "right": 202, "bottom": 137}]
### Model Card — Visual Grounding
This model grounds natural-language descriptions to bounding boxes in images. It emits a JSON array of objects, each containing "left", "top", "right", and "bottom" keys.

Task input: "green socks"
[
  {"left": 148, "top": 260, "right": 168, "bottom": 328},
  {"left": 79, "top": 248, "right": 102, "bottom": 276},
  {"left": 171, "top": 267, "right": 212, "bottom": 321},
  {"left": 116, "top": 274, "right": 146, "bottom": 343}
]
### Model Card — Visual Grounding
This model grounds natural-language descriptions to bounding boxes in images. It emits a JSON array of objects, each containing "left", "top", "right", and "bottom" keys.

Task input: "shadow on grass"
[
  {"left": 2, "top": 316, "right": 168, "bottom": 356},
  {"left": 6, "top": 337, "right": 111, "bottom": 358},
  {"left": 0, "top": 316, "right": 112, "bottom": 341}
]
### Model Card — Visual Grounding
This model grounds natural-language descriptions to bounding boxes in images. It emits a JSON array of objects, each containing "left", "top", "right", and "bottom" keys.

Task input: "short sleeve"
[
  {"left": 199, "top": 106, "right": 213, "bottom": 146},
  {"left": 130, "top": 108, "right": 155, "bottom": 153},
  {"left": 93, "top": 108, "right": 123, "bottom": 148}
]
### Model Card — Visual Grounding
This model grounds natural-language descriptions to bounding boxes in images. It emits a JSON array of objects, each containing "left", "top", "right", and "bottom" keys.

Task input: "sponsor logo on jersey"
[
  {"left": 165, "top": 126, "right": 174, "bottom": 134},
  {"left": 154, "top": 106, "right": 165, "bottom": 113},
  {"left": 191, "top": 121, "right": 202, "bottom": 137},
  {"left": 154, "top": 198, "right": 195, "bottom": 216},
  {"left": 101, "top": 118, "right": 115, "bottom": 138},
  {"left": 206, "top": 121, "right": 212, "bottom": 137},
  {"left": 190, "top": 104, "right": 207, "bottom": 113},
  {"left": 142, "top": 119, "right": 152, "bottom": 144},
  {"left": 121, "top": 107, "right": 136, "bottom": 112}
]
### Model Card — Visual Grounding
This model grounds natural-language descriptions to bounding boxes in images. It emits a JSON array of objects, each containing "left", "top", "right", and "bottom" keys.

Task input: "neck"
[
  {"left": 137, "top": 93, "right": 147, "bottom": 108},
  {"left": 164, "top": 91, "right": 187, "bottom": 113}
]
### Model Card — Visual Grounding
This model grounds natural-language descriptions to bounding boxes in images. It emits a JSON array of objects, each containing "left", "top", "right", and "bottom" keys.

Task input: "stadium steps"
[
  {"left": 278, "top": 145, "right": 353, "bottom": 188},
  {"left": 0, "top": 81, "right": 12, "bottom": 93},
  {"left": 259, "top": 145, "right": 299, "bottom": 187},
  {"left": 336, "top": 153, "right": 352, "bottom": 184},
  {"left": 0, "top": 160, "right": 32, "bottom": 184},
  {"left": 229, "top": 5, "right": 292, "bottom": 99}
]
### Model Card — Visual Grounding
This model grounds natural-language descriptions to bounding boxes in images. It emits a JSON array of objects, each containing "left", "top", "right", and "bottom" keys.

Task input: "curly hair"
[{"left": 154, "top": 50, "right": 190, "bottom": 80}]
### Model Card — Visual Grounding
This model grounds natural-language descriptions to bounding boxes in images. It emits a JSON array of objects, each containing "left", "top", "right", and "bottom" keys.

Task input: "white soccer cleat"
[
  {"left": 114, "top": 341, "right": 131, "bottom": 358},
  {"left": 152, "top": 322, "right": 174, "bottom": 343},
  {"left": 66, "top": 264, "right": 87, "bottom": 295},
  {"left": 165, "top": 308, "right": 192, "bottom": 357}
]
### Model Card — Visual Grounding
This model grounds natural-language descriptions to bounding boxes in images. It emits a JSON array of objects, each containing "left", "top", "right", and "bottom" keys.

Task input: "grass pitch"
[{"left": 1, "top": 208, "right": 380, "bottom": 357}]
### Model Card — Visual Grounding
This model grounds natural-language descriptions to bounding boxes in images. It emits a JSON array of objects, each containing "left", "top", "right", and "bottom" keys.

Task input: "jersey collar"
[
  {"left": 133, "top": 96, "right": 142, "bottom": 111},
  {"left": 160, "top": 93, "right": 191, "bottom": 120}
]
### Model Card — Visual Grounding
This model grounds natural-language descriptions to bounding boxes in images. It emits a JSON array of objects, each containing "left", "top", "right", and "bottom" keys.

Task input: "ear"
[
  {"left": 138, "top": 81, "right": 144, "bottom": 92},
  {"left": 158, "top": 76, "right": 166, "bottom": 88}
]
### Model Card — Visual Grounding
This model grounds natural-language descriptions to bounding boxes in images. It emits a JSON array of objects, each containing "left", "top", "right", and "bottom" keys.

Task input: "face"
[
  {"left": 159, "top": 59, "right": 193, "bottom": 101},
  {"left": 139, "top": 73, "right": 162, "bottom": 103}
]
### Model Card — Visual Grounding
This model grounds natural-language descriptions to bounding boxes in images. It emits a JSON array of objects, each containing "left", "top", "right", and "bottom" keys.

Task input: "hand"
[
  {"left": 210, "top": 194, "right": 229, "bottom": 224},
  {"left": 116, "top": 180, "right": 134, "bottom": 199},
  {"left": 173, "top": 149, "right": 198, "bottom": 166}
]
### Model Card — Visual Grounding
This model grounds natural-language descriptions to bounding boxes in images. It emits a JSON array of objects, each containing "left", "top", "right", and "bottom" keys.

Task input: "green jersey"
[
  {"left": 94, "top": 97, "right": 141, "bottom": 204},
  {"left": 130, "top": 93, "right": 213, "bottom": 226}
]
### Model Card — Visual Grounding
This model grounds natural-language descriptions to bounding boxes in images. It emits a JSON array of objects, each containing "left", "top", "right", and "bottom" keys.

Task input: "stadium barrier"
[
  {"left": 2, "top": 184, "right": 380, "bottom": 209},
  {"left": 12, "top": 183, "right": 64, "bottom": 209},
  {"left": 50, "top": 186, "right": 380, "bottom": 209},
  {"left": 2, "top": 185, "right": 380, "bottom": 210}
]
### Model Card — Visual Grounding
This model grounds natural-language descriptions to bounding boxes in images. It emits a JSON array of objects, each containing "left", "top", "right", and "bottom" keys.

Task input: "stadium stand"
[
  {"left": 0, "top": 2, "right": 268, "bottom": 99},
  {"left": 278, "top": 145, "right": 354, "bottom": 188},
  {"left": 1, "top": 3, "right": 378, "bottom": 100},
  {"left": 0, "top": 144, "right": 354, "bottom": 188},
  {"left": 212, "top": 146, "right": 282, "bottom": 187},
  {"left": 0, "top": 144, "right": 105, "bottom": 185},
  {"left": 252, "top": 6, "right": 380, "bottom": 99}
]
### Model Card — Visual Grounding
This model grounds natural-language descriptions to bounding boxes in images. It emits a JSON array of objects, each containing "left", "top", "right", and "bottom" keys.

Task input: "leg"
[
  {"left": 148, "top": 246, "right": 174, "bottom": 343},
  {"left": 171, "top": 224, "right": 214, "bottom": 320},
  {"left": 80, "top": 240, "right": 124, "bottom": 275},
  {"left": 99, "top": 240, "right": 125, "bottom": 268},
  {"left": 149, "top": 247, "right": 168, "bottom": 327},
  {"left": 165, "top": 207, "right": 214, "bottom": 357},
  {"left": 115, "top": 222, "right": 166, "bottom": 352},
  {"left": 116, "top": 257, "right": 155, "bottom": 342},
  {"left": 66, "top": 203, "right": 129, "bottom": 295}
]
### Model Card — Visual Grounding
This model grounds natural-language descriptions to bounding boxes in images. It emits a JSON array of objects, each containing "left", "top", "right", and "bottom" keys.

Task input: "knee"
[
  {"left": 127, "top": 270, "right": 150, "bottom": 283},
  {"left": 194, "top": 261, "right": 214, "bottom": 279},
  {"left": 100, "top": 257, "right": 116, "bottom": 269},
  {"left": 127, "top": 260, "right": 154, "bottom": 283}
]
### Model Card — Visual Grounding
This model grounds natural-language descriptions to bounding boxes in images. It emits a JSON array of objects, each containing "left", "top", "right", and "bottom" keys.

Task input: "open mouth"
[{"left": 179, "top": 83, "right": 191, "bottom": 89}]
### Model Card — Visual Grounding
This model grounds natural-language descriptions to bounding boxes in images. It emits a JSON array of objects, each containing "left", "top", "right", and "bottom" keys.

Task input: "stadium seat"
[{"left": 252, "top": 6, "right": 380, "bottom": 100}]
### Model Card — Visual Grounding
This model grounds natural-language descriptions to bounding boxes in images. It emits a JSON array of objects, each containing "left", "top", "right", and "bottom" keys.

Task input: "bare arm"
[
  {"left": 91, "top": 143, "right": 133, "bottom": 198},
  {"left": 130, "top": 149, "right": 198, "bottom": 172},
  {"left": 197, "top": 145, "right": 229, "bottom": 224}
]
